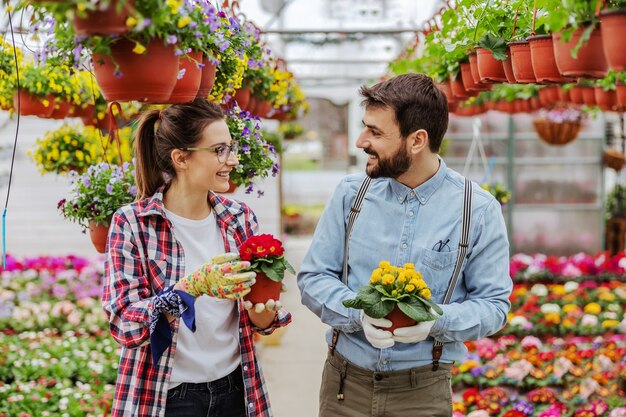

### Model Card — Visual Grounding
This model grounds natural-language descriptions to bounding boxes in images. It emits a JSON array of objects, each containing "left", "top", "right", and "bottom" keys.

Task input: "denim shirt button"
[
  {"left": 408, "top": 211, "right": 414, "bottom": 217},
  {"left": 401, "top": 243, "right": 408, "bottom": 249}
]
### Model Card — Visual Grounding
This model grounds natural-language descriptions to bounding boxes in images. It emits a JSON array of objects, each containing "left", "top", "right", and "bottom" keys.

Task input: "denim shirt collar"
[{"left": 389, "top": 158, "right": 447, "bottom": 205}]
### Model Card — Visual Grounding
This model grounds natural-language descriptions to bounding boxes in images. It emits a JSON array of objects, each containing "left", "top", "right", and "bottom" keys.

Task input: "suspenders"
[{"left": 330, "top": 176, "right": 473, "bottom": 372}]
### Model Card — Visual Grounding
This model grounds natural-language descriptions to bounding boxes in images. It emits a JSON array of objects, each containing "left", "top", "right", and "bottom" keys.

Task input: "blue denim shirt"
[{"left": 297, "top": 160, "right": 512, "bottom": 371}]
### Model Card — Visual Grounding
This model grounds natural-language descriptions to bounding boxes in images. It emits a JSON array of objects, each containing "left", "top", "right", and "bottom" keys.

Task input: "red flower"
[
  {"left": 239, "top": 234, "right": 284, "bottom": 261},
  {"left": 502, "top": 411, "right": 525, "bottom": 417}
]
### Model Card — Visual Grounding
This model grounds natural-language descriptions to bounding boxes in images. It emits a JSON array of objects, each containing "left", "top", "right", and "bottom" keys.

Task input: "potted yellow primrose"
[{"left": 343, "top": 261, "right": 442, "bottom": 332}]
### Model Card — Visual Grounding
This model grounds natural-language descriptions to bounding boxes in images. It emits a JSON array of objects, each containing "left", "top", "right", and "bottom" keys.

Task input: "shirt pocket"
[{"left": 415, "top": 247, "right": 459, "bottom": 300}]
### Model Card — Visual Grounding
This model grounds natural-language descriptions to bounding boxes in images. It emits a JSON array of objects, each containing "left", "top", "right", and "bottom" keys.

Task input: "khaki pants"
[{"left": 319, "top": 350, "right": 452, "bottom": 417}]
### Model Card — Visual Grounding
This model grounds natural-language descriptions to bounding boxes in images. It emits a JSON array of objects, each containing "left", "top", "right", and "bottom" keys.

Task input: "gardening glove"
[
  {"left": 177, "top": 253, "right": 256, "bottom": 300},
  {"left": 243, "top": 299, "right": 283, "bottom": 314},
  {"left": 392, "top": 308, "right": 440, "bottom": 344},
  {"left": 360, "top": 311, "right": 395, "bottom": 349}
]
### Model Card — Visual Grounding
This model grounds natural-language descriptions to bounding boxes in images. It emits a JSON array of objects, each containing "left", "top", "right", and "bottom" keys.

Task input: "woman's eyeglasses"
[{"left": 182, "top": 142, "right": 239, "bottom": 163}]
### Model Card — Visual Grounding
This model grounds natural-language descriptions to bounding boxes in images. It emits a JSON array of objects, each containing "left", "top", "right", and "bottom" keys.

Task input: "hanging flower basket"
[
  {"left": 603, "top": 148, "right": 626, "bottom": 171},
  {"left": 533, "top": 119, "right": 582, "bottom": 146},
  {"left": 73, "top": 0, "right": 134, "bottom": 36}
]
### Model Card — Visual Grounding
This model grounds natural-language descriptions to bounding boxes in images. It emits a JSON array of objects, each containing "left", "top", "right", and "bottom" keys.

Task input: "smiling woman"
[{"left": 102, "top": 98, "right": 291, "bottom": 417}]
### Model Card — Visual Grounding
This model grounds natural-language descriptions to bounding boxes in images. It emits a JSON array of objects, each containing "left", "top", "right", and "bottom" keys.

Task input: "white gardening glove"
[
  {"left": 392, "top": 320, "right": 436, "bottom": 344},
  {"left": 242, "top": 299, "right": 283, "bottom": 313},
  {"left": 360, "top": 311, "right": 395, "bottom": 349}
]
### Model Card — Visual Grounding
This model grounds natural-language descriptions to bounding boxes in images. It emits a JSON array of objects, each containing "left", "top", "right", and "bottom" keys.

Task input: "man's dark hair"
[{"left": 359, "top": 73, "right": 449, "bottom": 153}]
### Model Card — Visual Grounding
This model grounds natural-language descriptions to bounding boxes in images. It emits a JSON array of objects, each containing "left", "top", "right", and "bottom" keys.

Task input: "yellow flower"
[
  {"left": 405, "top": 284, "right": 415, "bottom": 292},
  {"left": 370, "top": 268, "right": 382, "bottom": 283},
  {"left": 178, "top": 16, "right": 192, "bottom": 28},
  {"left": 126, "top": 16, "right": 138, "bottom": 28},
  {"left": 420, "top": 288, "right": 431, "bottom": 299},
  {"left": 397, "top": 272, "right": 406, "bottom": 283},
  {"left": 132, "top": 43, "right": 147, "bottom": 55},
  {"left": 562, "top": 304, "right": 579, "bottom": 314},
  {"left": 583, "top": 303, "right": 601, "bottom": 315},
  {"left": 382, "top": 274, "right": 395, "bottom": 285},
  {"left": 404, "top": 263, "right": 415, "bottom": 270},
  {"left": 379, "top": 261, "right": 391, "bottom": 269},
  {"left": 599, "top": 292, "right": 616, "bottom": 302},
  {"left": 602, "top": 319, "right": 620, "bottom": 328}
]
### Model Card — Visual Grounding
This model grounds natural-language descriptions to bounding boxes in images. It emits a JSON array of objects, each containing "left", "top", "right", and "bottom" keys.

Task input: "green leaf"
[
  {"left": 260, "top": 263, "right": 281, "bottom": 282},
  {"left": 477, "top": 33, "right": 507, "bottom": 61},
  {"left": 416, "top": 296, "right": 444, "bottom": 315},
  {"left": 364, "top": 299, "right": 394, "bottom": 319},
  {"left": 374, "top": 284, "right": 392, "bottom": 298},
  {"left": 397, "top": 300, "right": 431, "bottom": 322},
  {"left": 343, "top": 298, "right": 362, "bottom": 309}
]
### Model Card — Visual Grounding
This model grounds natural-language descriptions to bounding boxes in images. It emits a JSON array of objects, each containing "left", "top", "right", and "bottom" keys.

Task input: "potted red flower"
[{"left": 239, "top": 234, "right": 295, "bottom": 304}]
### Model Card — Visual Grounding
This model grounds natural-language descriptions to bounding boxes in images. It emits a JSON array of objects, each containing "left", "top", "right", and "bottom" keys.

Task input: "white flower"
[
  {"left": 581, "top": 314, "right": 598, "bottom": 327},
  {"left": 530, "top": 284, "right": 548, "bottom": 296},
  {"left": 540, "top": 303, "right": 561, "bottom": 314},
  {"left": 509, "top": 315, "right": 529, "bottom": 327},
  {"left": 564, "top": 281, "right": 579, "bottom": 293}
]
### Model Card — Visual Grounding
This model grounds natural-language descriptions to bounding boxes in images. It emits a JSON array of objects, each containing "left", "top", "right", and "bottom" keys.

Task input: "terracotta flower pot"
[
  {"left": 436, "top": 81, "right": 454, "bottom": 103},
  {"left": 460, "top": 62, "right": 489, "bottom": 92},
  {"left": 600, "top": 9, "right": 626, "bottom": 71},
  {"left": 165, "top": 51, "right": 203, "bottom": 104},
  {"left": 73, "top": 0, "right": 133, "bottom": 36},
  {"left": 244, "top": 272, "right": 281, "bottom": 304},
  {"left": 604, "top": 148, "right": 626, "bottom": 171},
  {"left": 527, "top": 34, "right": 575, "bottom": 84},
  {"left": 509, "top": 41, "right": 537, "bottom": 83},
  {"left": 475, "top": 47, "right": 507, "bottom": 83},
  {"left": 48, "top": 100, "right": 71, "bottom": 119},
  {"left": 384, "top": 305, "right": 416, "bottom": 333},
  {"left": 616, "top": 85, "right": 626, "bottom": 110},
  {"left": 233, "top": 85, "right": 251, "bottom": 110},
  {"left": 93, "top": 38, "right": 178, "bottom": 102},
  {"left": 89, "top": 221, "right": 109, "bottom": 254},
  {"left": 514, "top": 99, "right": 531, "bottom": 113},
  {"left": 594, "top": 87, "right": 617, "bottom": 111},
  {"left": 195, "top": 55, "right": 218, "bottom": 100},
  {"left": 538, "top": 86, "right": 560, "bottom": 108},
  {"left": 14, "top": 91, "right": 55, "bottom": 117},
  {"left": 553, "top": 25, "right": 608, "bottom": 79},
  {"left": 449, "top": 73, "right": 470, "bottom": 100},
  {"left": 570, "top": 86, "right": 585, "bottom": 104},
  {"left": 503, "top": 48, "right": 517, "bottom": 83},
  {"left": 557, "top": 88, "right": 571, "bottom": 103},
  {"left": 582, "top": 87, "right": 597, "bottom": 106}
]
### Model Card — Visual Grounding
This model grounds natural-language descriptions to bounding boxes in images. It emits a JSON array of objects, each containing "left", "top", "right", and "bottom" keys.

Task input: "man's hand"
[
  {"left": 361, "top": 311, "right": 394, "bottom": 349},
  {"left": 392, "top": 320, "right": 436, "bottom": 344},
  {"left": 177, "top": 253, "right": 256, "bottom": 300}
]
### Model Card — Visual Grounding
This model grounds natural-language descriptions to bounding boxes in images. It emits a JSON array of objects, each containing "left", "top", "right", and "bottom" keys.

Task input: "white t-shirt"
[{"left": 164, "top": 207, "right": 240, "bottom": 388}]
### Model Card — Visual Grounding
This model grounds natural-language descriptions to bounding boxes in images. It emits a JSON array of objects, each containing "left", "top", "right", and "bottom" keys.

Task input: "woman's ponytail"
[{"left": 134, "top": 110, "right": 163, "bottom": 200}]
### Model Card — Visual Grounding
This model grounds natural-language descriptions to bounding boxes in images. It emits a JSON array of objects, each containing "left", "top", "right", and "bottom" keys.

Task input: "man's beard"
[{"left": 365, "top": 145, "right": 411, "bottom": 179}]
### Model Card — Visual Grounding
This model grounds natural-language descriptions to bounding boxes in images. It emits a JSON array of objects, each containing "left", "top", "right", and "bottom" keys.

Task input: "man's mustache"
[{"left": 363, "top": 148, "right": 378, "bottom": 158}]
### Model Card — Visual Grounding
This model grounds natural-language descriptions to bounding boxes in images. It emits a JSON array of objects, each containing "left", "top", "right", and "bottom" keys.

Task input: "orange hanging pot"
[
  {"left": 569, "top": 86, "right": 585, "bottom": 104},
  {"left": 48, "top": 100, "right": 72, "bottom": 119},
  {"left": 93, "top": 38, "right": 178, "bottom": 102},
  {"left": 616, "top": 84, "right": 626, "bottom": 110},
  {"left": 527, "top": 35, "right": 575, "bottom": 84},
  {"left": 195, "top": 56, "right": 217, "bottom": 100},
  {"left": 460, "top": 62, "right": 489, "bottom": 92},
  {"left": 15, "top": 91, "right": 55, "bottom": 117},
  {"left": 594, "top": 87, "right": 618, "bottom": 111},
  {"left": 449, "top": 72, "right": 470, "bottom": 100},
  {"left": 163, "top": 51, "right": 203, "bottom": 104},
  {"left": 475, "top": 47, "right": 507, "bottom": 83},
  {"left": 600, "top": 9, "right": 626, "bottom": 71},
  {"left": 502, "top": 47, "right": 517, "bottom": 84},
  {"left": 233, "top": 85, "right": 251, "bottom": 110},
  {"left": 553, "top": 25, "right": 608, "bottom": 79},
  {"left": 73, "top": 0, "right": 134, "bottom": 36},
  {"left": 508, "top": 41, "right": 537, "bottom": 83}
]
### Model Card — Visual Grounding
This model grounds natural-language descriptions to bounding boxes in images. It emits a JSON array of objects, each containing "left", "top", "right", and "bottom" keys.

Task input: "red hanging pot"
[
  {"left": 164, "top": 51, "right": 203, "bottom": 104},
  {"left": 48, "top": 100, "right": 71, "bottom": 119},
  {"left": 460, "top": 62, "right": 489, "bottom": 92},
  {"left": 195, "top": 56, "right": 217, "bottom": 100},
  {"left": 570, "top": 86, "right": 585, "bottom": 104},
  {"left": 475, "top": 47, "right": 507, "bottom": 83},
  {"left": 233, "top": 85, "right": 251, "bottom": 110},
  {"left": 244, "top": 272, "right": 282, "bottom": 304},
  {"left": 616, "top": 84, "right": 626, "bottom": 110},
  {"left": 509, "top": 41, "right": 537, "bottom": 83},
  {"left": 527, "top": 34, "right": 575, "bottom": 84},
  {"left": 89, "top": 221, "right": 109, "bottom": 254},
  {"left": 557, "top": 88, "right": 571, "bottom": 103},
  {"left": 594, "top": 87, "right": 618, "bottom": 111},
  {"left": 582, "top": 87, "right": 597, "bottom": 106},
  {"left": 538, "top": 86, "right": 560, "bottom": 108},
  {"left": 93, "top": 38, "right": 178, "bottom": 102},
  {"left": 600, "top": 9, "right": 626, "bottom": 71},
  {"left": 449, "top": 73, "right": 470, "bottom": 100},
  {"left": 14, "top": 91, "right": 55, "bottom": 117},
  {"left": 73, "top": 0, "right": 134, "bottom": 36},
  {"left": 553, "top": 25, "right": 608, "bottom": 79},
  {"left": 503, "top": 48, "right": 517, "bottom": 84}
]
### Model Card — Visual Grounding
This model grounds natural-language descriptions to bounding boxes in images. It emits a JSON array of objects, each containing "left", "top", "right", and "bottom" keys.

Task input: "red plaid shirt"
[{"left": 103, "top": 186, "right": 291, "bottom": 417}]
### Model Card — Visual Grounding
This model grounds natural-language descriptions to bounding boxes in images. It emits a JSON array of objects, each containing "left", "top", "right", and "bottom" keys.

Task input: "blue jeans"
[{"left": 165, "top": 367, "right": 246, "bottom": 417}]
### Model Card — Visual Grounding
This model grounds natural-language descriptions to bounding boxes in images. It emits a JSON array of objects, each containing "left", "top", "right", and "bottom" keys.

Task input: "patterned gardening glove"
[{"left": 178, "top": 253, "right": 256, "bottom": 300}]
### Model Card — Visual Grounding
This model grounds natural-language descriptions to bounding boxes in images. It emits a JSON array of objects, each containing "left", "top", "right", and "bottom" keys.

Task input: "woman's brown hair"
[{"left": 134, "top": 99, "right": 224, "bottom": 200}]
